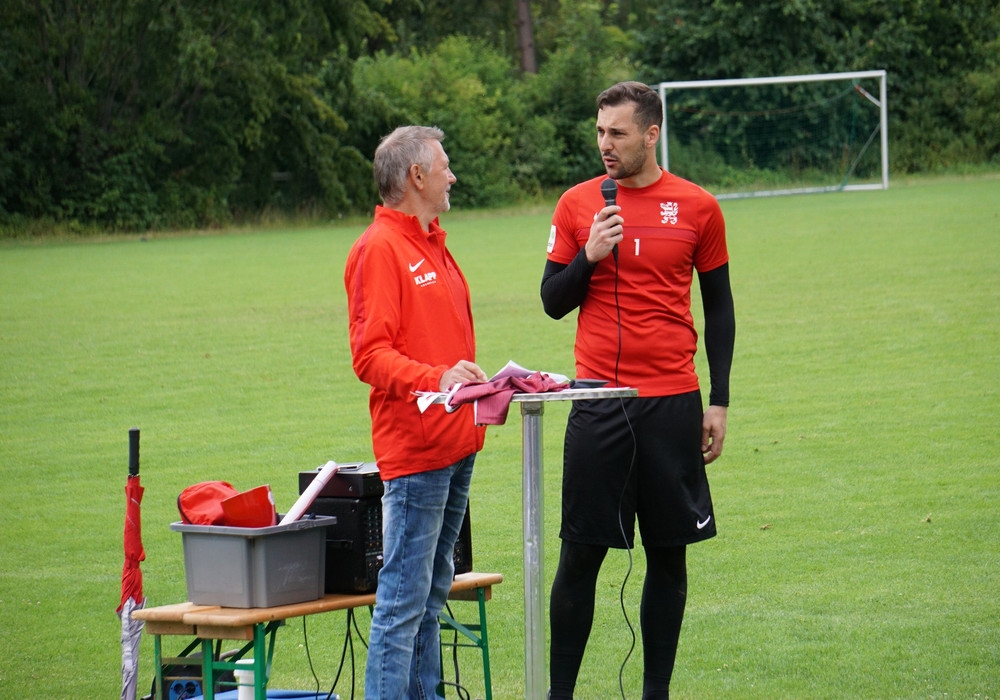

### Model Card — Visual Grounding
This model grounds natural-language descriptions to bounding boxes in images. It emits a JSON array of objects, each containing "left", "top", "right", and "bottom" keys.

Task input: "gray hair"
[{"left": 374, "top": 126, "right": 445, "bottom": 205}]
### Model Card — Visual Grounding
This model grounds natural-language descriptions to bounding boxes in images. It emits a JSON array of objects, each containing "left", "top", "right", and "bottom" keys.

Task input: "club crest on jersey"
[
  {"left": 661, "top": 202, "right": 679, "bottom": 225},
  {"left": 413, "top": 270, "right": 437, "bottom": 287}
]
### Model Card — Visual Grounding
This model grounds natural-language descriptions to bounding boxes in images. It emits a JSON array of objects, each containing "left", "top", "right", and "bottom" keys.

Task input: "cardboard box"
[{"left": 170, "top": 516, "right": 334, "bottom": 608}]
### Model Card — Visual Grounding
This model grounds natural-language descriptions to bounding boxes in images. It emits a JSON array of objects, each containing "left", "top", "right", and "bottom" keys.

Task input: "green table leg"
[
  {"left": 438, "top": 586, "right": 494, "bottom": 700},
  {"left": 201, "top": 638, "right": 216, "bottom": 700},
  {"left": 477, "top": 587, "right": 493, "bottom": 700},
  {"left": 152, "top": 634, "right": 164, "bottom": 700}
]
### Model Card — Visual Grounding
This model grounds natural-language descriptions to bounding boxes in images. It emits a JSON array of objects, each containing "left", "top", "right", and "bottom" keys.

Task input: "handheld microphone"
[{"left": 600, "top": 178, "right": 619, "bottom": 260}]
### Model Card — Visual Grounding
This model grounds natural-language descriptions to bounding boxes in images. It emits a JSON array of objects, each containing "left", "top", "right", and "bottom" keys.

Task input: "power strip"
[{"left": 169, "top": 679, "right": 201, "bottom": 699}]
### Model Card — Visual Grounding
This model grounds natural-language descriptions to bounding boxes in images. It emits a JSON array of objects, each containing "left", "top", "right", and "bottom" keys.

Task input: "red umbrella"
[{"left": 118, "top": 428, "right": 146, "bottom": 700}]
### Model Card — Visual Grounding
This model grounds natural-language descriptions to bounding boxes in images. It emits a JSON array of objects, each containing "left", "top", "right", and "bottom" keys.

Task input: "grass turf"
[{"left": 0, "top": 174, "right": 997, "bottom": 698}]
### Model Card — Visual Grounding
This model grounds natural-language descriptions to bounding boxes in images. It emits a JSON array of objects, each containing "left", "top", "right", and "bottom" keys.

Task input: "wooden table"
[{"left": 133, "top": 571, "right": 503, "bottom": 700}]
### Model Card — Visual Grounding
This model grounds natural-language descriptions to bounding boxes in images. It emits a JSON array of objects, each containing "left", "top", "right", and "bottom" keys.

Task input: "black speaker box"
[
  {"left": 306, "top": 496, "right": 474, "bottom": 594},
  {"left": 308, "top": 496, "right": 384, "bottom": 594},
  {"left": 453, "top": 504, "right": 473, "bottom": 576}
]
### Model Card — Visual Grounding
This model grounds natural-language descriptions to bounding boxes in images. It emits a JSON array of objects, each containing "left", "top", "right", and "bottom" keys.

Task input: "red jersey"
[
  {"left": 345, "top": 206, "right": 486, "bottom": 480},
  {"left": 547, "top": 169, "right": 728, "bottom": 397}
]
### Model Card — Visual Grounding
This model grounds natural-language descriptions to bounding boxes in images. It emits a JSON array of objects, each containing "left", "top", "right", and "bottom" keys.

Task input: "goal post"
[{"left": 656, "top": 70, "right": 888, "bottom": 199}]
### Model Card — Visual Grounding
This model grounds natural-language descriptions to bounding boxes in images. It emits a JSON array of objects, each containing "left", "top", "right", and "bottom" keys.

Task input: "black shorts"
[{"left": 559, "top": 391, "right": 716, "bottom": 549}]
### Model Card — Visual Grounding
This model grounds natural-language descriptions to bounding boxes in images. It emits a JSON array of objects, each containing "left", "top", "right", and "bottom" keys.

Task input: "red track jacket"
[{"left": 345, "top": 206, "right": 486, "bottom": 480}]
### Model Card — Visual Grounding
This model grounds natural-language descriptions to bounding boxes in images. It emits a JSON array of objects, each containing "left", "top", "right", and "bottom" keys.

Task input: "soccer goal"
[{"left": 656, "top": 70, "right": 888, "bottom": 199}]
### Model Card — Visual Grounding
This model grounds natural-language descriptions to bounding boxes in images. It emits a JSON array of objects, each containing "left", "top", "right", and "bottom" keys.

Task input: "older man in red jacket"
[{"left": 345, "top": 125, "right": 487, "bottom": 699}]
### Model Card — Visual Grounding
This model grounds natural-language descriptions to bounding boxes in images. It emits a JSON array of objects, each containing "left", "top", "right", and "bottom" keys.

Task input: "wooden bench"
[{"left": 133, "top": 571, "right": 503, "bottom": 700}]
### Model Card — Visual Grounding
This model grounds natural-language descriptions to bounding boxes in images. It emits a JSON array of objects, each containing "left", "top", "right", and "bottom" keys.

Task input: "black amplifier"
[{"left": 298, "top": 461, "right": 383, "bottom": 499}]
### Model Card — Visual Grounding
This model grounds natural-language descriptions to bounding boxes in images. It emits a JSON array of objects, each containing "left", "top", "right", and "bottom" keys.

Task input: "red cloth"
[
  {"left": 445, "top": 372, "right": 569, "bottom": 425},
  {"left": 177, "top": 481, "right": 238, "bottom": 525}
]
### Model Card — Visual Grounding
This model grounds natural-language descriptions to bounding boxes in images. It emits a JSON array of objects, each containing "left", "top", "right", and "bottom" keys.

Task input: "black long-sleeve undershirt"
[
  {"left": 540, "top": 255, "right": 735, "bottom": 406},
  {"left": 540, "top": 248, "right": 596, "bottom": 320},
  {"left": 698, "top": 263, "right": 735, "bottom": 407}
]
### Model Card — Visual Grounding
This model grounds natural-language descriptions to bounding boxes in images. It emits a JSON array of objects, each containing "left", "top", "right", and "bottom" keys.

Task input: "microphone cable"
[{"left": 612, "top": 239, "right": 639, "bottom": 699}]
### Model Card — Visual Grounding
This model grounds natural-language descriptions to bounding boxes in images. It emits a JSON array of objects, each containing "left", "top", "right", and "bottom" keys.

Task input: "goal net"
[{"left": 656, "top": 70, "right": 888, "bottom": 199}]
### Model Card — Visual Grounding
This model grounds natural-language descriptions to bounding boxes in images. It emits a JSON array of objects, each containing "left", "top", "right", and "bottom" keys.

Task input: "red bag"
[{"left": 177, "top": 481, "right": 239, "bottom": 525}]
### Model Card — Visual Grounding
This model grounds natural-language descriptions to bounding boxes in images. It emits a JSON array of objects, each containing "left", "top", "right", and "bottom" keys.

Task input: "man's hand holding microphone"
[{"left": 586, "top": 178, "right": 622, "bottom": 264}]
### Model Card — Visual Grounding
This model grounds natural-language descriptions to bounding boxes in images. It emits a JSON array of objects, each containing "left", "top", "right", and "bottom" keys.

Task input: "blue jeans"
[{"left": 365, "top": 453, "right": 476, "bottom": 700}]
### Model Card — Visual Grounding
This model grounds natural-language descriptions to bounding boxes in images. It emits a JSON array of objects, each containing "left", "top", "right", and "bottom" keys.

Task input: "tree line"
[{"left": 1, "top": 0, "right": 997, "bottom": 233}]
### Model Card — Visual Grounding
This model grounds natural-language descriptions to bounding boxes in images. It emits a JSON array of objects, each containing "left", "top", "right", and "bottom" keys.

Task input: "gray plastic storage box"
[{"left": 170, "top": 516, "right": 334, "bottom": 608}]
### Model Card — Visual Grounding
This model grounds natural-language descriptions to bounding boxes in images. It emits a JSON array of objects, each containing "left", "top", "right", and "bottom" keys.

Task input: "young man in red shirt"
[
  {"left": 542, "top": 81, "right": 736, "bottom": 698},
  {"left": 345, "top": 125, "right": 487, "bottom": 699}
]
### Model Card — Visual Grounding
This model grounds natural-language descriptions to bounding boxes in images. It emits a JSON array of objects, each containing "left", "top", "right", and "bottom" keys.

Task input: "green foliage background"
[{"left": 1, "top": 0, "right": 998, "bottom": 233}]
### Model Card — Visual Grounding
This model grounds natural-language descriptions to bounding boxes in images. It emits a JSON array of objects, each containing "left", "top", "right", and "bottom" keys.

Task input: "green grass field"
[{"left": 1, "top": 174, "right": 998, "bottom": 699}]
